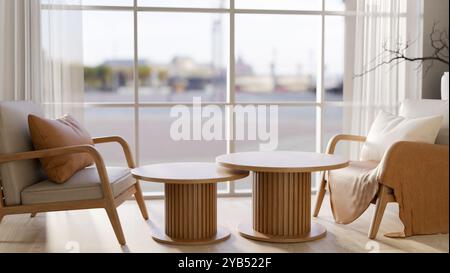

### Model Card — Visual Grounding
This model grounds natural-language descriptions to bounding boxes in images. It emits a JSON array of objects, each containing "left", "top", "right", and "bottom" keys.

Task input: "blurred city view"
[
  {"left": 55, "top": 1, "right": 347, "bottom": 193},
  {"left": 82, "top": 3, "right": 345, "bottom": 103},
  {"left": 83, "top": 55, "right": 343, "bottom": 103},
  {"left": 84, "top": 55, "right": 228, "bottom": 102}
]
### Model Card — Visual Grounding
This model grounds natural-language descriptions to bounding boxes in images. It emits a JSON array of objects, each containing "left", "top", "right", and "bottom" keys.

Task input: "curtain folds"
[
  {"left": 41, "top": 0, "right": 84, "bottom": 119},
  {"left": 0, "top": 0, "right": 84, "bottom": 119},
  {"left": 345, "top": 0, "right": 422, "bottom": 159},
  {"left": 0, "top": 0, "right": 42, "bottom": 102}
]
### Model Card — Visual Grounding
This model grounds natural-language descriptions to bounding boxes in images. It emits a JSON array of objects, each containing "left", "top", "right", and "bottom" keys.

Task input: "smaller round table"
[{"left": 131, "top": 162, "right": 249, "bottom": 245}]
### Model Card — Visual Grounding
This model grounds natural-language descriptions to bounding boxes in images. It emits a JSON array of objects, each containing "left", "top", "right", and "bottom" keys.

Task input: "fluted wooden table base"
[
  {"left": 239, "top": 172, "right": 327, "bottom": 243},
  {"left": 152, "top": 226, "right": 230, "bottom": 245},
  {"left": 238, "top": 222, "right": 326, "bottom": 243},
  {"left": 152, "top": 183, "right": 230, "bottom": 245}
]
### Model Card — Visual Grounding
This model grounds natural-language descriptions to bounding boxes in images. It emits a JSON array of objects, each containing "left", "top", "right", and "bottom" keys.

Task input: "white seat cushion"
[
  {"left": 399, "top": 99, "right": 449, "bottom": 145},
  {"left": 21, "top": 167, "right": 136, "bottom": 205}
]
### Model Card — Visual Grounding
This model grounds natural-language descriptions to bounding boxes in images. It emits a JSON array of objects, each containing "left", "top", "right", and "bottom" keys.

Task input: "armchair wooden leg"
[
  {"left": 30, "top": 212, "right": 37, "bottom": 218},
  {"left": 368, "top": 185, "right": 390, "bottom": 239},
  {"left": 134, "top": 182, "right": 149, "bottom": 220},
  {"left": 0, "top": 213, "right": 4, "bottom": 223},
  {"left": 313, "top": 175, "right": 327, "bottom": 217},
  {"left": 105, "top": 202, "right": 126, "bottom": 245}
]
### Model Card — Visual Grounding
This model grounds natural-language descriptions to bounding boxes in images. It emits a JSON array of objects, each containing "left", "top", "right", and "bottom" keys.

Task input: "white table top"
[
  {"left": 216, "top": 151, "right": 349, "bottom": 173},
  {"left": 131, "top": 162, "right": 249, "bottom": 184}
]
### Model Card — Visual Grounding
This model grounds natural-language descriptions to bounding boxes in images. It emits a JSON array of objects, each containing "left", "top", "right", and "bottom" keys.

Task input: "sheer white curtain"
[
  {"left": 344, "top": 0, "right": 422, "bottom": 159},
  {"left": 0, "top": 0, "right": 84, "bottom": 119},
  {"left": 0, "top": 0, "right": 42, "bottom": 101},
  {"left": 40, "top": 0, "right": 84, "bottom": 119}
]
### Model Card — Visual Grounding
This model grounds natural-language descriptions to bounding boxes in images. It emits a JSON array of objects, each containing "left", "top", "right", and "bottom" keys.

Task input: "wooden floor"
[{"left": 0, "top": 195, "right": 448, "bottom": 253}]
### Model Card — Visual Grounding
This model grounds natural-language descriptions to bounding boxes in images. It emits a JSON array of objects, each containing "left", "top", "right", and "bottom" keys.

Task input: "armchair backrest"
[
  {"left": 0, "top": 101, "right": 45, "bottom": 206},
  {"left": 399, "top": 99, "right": 449, "bottom": 145}
]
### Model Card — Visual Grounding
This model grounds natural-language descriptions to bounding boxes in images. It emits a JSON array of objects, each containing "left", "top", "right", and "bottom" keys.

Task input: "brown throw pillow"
[{"left": 28, "top": 114, "right": 94, "bottom": 184}]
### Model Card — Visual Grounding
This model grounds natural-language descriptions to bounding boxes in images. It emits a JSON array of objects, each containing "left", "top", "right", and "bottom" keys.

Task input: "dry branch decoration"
[{"left": 355, "top": 22, "right": 449, "bottom": 78}]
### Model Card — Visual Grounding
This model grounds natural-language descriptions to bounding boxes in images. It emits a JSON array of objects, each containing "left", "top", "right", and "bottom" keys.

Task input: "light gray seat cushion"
[{"left": 21, "top": 167, "right": 136, "bottom": 205}]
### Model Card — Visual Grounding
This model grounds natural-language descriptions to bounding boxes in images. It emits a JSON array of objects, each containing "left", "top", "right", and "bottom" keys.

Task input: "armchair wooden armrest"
[
  {"left": 92, "top": 136, "right": 135, "bottom": 168},
  {"left": 0, "top": 144, "right": 112, "bottom": 196},
  {"left": 92, "top": 136, "right": 148, "bottom": 221},
  {"left": 326, "top": 134, "right": 367, "bottom": 155}
]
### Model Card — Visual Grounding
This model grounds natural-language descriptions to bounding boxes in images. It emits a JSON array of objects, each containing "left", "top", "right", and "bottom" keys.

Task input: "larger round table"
[
  {"left": 216, "top": 151, "right": 349, "bottom": 243},
  {"left": 131, "top": 162, "right": 249, "bottom": 245}
]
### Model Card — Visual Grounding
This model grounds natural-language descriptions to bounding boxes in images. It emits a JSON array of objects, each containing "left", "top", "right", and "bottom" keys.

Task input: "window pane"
[
  {"left": 82, "top": 11, "right": 134, "bottom": 102},
  {"left": 323, "top": 106, "right": 345, "bottom": 154},
  {"left": 235, "top": 15, "right": 320, "bottom": 102},
  {"left": 234, "top": 106, "right": 316, "bottom": 192},
  {"left": 324, "top": 105, "right": 368, "bottom": 161},
  {"left": 84, "top": 107, "right": 135, "bottom": 166},
  {"left": 325, "top": 0, "right": 351, "bottom": 11},
  {"left": 325, "top": 16, "right": 344, "bottom": 101},
  {"left": 138, "top": 0, "right": 229, "bottom": 8},
  {"left": 138, "top": 13, "right": 228, "bottom": 102},
  {"left": 326, "top": 0, "right": 407, "bottom": 12},
  {"left": 236, "top": 0, "right": 321, "bottom": 10},
  {"left": 139, "top": 107, "right": 228, "bottom": 193},
  {"left": 42, "top": 0, "right": 132, "bottom": 6}
]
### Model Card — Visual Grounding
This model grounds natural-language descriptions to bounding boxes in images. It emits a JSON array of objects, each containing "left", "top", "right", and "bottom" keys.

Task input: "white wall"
[{"left": 422, "top": 0, "right": 449, "bottom": 99}]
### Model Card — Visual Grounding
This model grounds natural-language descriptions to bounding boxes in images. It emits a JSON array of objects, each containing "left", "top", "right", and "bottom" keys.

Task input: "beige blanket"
[{"left": 328, "top": 161, "right": 380, "bottom": 225}]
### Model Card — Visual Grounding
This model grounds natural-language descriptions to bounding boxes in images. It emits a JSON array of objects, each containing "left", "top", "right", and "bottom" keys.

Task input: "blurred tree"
[
  {"left": 158, "top": 69, "right": 169, "bottom": 84},
  {"left": 97, "top": 65, "right": 113, "bottom": 90},
  {"left": 84, "top": 67, "right": 99, "bottom": 89},
  {"left": 138, "top": 65, "right": 152, "bottom": 85}
]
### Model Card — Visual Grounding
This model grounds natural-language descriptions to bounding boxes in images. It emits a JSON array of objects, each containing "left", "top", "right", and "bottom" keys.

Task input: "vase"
[{"left": 442, "top": 72, "right": 449, "bottom": 101}]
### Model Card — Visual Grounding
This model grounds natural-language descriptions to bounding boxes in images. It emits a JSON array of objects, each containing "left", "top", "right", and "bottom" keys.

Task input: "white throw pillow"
[{"left": 360, "top": 111, "right": 443, "bottom": 161}]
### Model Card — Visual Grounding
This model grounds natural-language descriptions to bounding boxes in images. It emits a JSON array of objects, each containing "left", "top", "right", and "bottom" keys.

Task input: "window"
[
  {"left": 235, "top": 0, "right": 321, "bottom": 10},
  {"left": 138, "top": 0, "right": 229, "bottom": 8},
  {"left": 138, "top": 12, "right": 228, "bottom": 103},
  {"left": 82, "top": 10, "right": 134, "bottom": 102},
  {"left": 41, "top": 0, "right": 380, "bottom": 197},
  {"left": 235, "top": 14, "right": 320, "bottom": 102}
]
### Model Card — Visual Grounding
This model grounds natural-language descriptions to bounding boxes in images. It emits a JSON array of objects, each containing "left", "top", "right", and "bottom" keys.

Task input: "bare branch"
[{"left": 355, "top": 21, "right": 449, "bottom": 78}]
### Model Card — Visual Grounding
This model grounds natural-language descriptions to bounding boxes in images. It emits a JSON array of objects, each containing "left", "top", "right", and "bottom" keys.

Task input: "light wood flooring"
[{"left": 0, "top": 195, "right": 448, "bottom": 253}]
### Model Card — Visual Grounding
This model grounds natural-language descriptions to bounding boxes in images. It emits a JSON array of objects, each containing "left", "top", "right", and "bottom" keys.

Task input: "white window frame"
[{"left": 41, "top": 0, "right": 408, "bottom": 199}]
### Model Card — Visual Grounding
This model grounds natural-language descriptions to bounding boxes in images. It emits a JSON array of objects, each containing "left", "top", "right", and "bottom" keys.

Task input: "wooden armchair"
[
  {"left": 0, "top": 101, "right": 148, "bottom": 245},
  {"left": 313, "top": 100, "right": 449, "bottom": 239}
]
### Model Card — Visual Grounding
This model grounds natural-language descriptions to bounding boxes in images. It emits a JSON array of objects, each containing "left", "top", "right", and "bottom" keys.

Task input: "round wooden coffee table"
[
  {"left": 216, "top": 151, "right": 349, "bottom": 243},
  {"left": 131, "top": 162, "right": 249, "bottom": 245}
]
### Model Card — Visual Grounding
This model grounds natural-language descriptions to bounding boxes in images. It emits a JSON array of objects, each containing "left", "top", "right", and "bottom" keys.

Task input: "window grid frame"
[{"left": 41, "top": 1, "right": 407, "bottom": 199}]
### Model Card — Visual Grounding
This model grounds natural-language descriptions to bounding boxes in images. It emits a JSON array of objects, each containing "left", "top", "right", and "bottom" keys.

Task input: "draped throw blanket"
[
  {"left": 328, "top": 161, "right": 380, "bottom": 225},
  {"left": 377, "top": 142, "right": 449, "bottom": 237}
]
